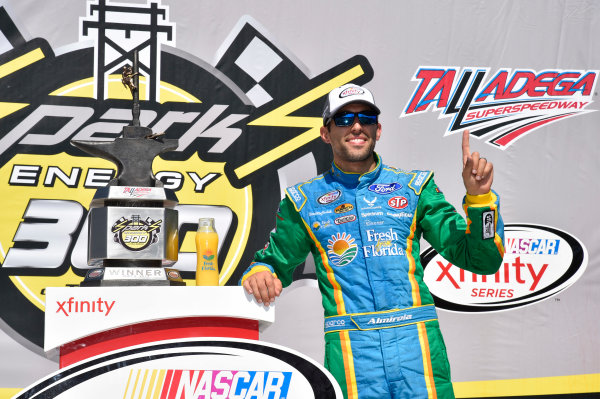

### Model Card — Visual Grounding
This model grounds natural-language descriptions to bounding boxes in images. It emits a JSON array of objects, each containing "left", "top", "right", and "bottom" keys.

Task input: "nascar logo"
[
  {"left": 401, "top": 67, "right": 598, "bottom": 149},
  {"left": 125, "top": 369, "right": 292, "bottom": 399},
  {"left": 12, "top": 339, "right": 344, "bottom": 398}
]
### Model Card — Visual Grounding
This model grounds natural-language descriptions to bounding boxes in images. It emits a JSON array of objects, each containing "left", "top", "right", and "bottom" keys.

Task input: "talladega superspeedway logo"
[
  {"left": 400, "top": 66, "right": 598, "bottom": 149},
  {"left": 0, "top": 0, "right": 377, "bottom": 350}
]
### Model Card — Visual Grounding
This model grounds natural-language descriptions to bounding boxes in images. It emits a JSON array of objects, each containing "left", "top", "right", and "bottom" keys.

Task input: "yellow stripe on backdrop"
[
  {"left": 0, "top": 388, "right": 21, "bottom": 398},
  {"left": 0, "top": 48, "right": 45, "bottom": 79},
  {"left": 453, "top": 373, "right": 600, "bottom": 397}
]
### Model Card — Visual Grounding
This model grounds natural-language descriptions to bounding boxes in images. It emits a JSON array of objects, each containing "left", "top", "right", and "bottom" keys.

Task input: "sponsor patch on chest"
[
  {"left": 368, "top": 183, "right": 402, "bottom": 194},
  {"left": 317, "top": 190, "right": 342, "bottom": 204}
]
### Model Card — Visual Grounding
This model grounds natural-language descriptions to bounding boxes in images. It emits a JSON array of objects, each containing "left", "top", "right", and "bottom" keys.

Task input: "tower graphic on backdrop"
[{"left": 80, "top": 0, "right": 175, "bottom": 101}]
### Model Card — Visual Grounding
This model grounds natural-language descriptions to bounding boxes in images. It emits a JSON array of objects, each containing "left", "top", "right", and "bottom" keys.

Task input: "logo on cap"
[{"left": 340, "top": 87, "right": 364, "bottom": 97}]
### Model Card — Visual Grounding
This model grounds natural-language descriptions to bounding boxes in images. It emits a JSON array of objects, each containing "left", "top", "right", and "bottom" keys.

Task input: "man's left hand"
[{"left": 462, "top": 130, "right": 493, "bottom": 195}]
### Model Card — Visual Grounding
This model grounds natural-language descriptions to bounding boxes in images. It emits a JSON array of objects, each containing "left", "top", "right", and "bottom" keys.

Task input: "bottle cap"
[{"left": 198, "top": 217, "right": 215, "bottom": 230}]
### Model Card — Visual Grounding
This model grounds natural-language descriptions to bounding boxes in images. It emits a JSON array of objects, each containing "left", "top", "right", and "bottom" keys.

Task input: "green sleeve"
[
  {"left": 240, "top": 195, "right": 312, "bottom": 287},
  {"left": 418, "top": 177, "right": 505, "bottom": 275}
]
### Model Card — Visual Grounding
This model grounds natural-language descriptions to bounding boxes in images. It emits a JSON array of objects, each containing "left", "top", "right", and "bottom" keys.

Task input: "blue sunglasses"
[{"left": 330, "top": 111, "right": 378, "bottom": 127}]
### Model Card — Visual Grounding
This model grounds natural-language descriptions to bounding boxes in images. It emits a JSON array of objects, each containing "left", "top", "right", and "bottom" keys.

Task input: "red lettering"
[
  {"left": 56, "top": 301, "right": 68, "bottom": 316},
  {"left": 476, "top": 71, "right": 509, "bottom": 102},
  {"left": 527, "top": 263, "right": 548, "bottom": 290},
  {"left": 504, "top": 71, "right": 535, "bottom": 99},
  {"left": 512, "top": 256, "right": 526, "bottom": 283},
  {"left": 436, "top": 261, "right": 460, "bottom": 289},
  {"left": 405, "top": 69, "right": 456, "bottom": 114},
  {"left": 548, "top": 72, "right": 579, "bottom": 95},
  {"left": 470, "top": 288, "right": 515, "bottom": 298},
  {"left": 529, "top": 72, "right": 559, "bottom": 97},
  {"left": 482, "top": 70, "right": 595, "bottom": 100},
  {"left": 571, "top": 72, "right": 596, "bottom": 95}
]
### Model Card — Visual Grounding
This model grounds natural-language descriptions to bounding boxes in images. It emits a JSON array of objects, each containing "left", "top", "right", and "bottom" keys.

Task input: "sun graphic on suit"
[{"left": 327, "top": 232, "right": 358, "bottom": 266}]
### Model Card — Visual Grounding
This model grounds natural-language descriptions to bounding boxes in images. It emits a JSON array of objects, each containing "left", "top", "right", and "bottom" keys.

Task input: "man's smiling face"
[{"left": 320, "top": 103, "right": 381, "bottom": 173}]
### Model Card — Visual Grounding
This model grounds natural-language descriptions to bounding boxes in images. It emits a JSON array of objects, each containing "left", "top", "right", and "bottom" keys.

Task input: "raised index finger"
[{"left": 462, "top": 130, "right": 471, "bottom": 167}]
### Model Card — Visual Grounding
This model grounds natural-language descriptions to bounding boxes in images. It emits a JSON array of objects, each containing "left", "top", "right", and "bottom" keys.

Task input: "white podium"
[
  {"left": 17, "top": 286, "right": 343, "bottom": 398},
  {"left": 44, "top": 286, "right": 274, "bottom": 368}
]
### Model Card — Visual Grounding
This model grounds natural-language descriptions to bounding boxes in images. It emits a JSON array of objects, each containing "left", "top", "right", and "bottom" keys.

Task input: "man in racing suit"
[{"left": 241, "top": 84, "right": 505, "bottom": 399}]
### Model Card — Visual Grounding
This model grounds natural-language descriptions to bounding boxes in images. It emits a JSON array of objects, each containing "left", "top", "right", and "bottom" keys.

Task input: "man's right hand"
[{"left": 242, "top": 270, "right": 282, "bottom": 307}]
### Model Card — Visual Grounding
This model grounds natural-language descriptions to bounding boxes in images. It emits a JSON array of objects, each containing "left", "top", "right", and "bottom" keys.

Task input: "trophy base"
[{"left": 80, "top": 267, "right": 186, "bottom": 287}]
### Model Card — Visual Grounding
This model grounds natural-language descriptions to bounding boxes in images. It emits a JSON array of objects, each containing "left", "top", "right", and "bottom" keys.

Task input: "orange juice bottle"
[{"left": 195, "top": 218, "right": 219, "bottom": 286}]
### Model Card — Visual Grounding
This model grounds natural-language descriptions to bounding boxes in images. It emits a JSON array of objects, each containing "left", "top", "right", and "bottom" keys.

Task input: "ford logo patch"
[{"left": 368, "top": 183, "right": 402, "bottom": 194}]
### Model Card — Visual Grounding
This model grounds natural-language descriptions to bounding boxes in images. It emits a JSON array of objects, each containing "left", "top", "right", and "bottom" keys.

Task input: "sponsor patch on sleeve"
[
  {"left": 286, "top": 186, "right": 306, "bottom": 210},
  {"left": 482, "top": 210, "right": 495, "bottom": 239},
  {"left": 408, "top": 170, "right": 432, "bottom": 194}
]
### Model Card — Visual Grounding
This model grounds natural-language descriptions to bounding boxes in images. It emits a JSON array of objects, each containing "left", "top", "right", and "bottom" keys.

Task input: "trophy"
[{"left": 73, "top": 51, "right": 184, "bottom": 286}]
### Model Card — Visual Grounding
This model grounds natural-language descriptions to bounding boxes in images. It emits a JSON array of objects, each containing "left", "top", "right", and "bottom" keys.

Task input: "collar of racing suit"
[{"left": 329, "top": 152, "right": 382, "bottom": 188}]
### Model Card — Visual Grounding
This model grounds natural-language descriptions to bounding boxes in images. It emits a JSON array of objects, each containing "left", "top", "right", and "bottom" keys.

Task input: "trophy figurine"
[{"left": 73, "top": 51, "right": 184, "bottom": 286}]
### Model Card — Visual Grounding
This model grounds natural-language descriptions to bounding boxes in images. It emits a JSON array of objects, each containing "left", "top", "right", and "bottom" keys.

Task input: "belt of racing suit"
[{"left": 324, "top": 304, "right": 438, "bottom": 334}]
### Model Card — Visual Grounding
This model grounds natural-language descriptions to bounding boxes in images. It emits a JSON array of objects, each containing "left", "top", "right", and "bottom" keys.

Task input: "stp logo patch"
[{"left": 388, "top": 196, "right": 408, "bottom": 209}]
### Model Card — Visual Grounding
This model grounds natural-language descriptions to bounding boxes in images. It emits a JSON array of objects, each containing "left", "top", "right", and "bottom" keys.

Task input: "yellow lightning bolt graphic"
[
  {"left": 234, "top": 64, "right": 366, "bottom": 179},
  {"left": 147, "top": 220, "right": 162, "bottom": 232},
  {"left": 112, "top": 219, "right": 128, "bottom": 232}
]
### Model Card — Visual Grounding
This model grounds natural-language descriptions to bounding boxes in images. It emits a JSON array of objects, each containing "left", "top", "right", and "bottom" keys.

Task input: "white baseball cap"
[{"left": 322, "top": 83, "right": 380, "bottom": 126}]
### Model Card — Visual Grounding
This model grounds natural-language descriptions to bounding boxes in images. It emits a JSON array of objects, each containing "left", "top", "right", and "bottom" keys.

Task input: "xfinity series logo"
[
  {"left": 401, "top": 67, "right": 598, "bottom": 149},
  {"left": 0, "top": 0, "right": 377, "bottom": 350},
  {"left": 422, "top": 224, "right": 588, "bottom": 312},
  {"left": 318, "top": 190, "right": 342, "bottom": 204}
]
